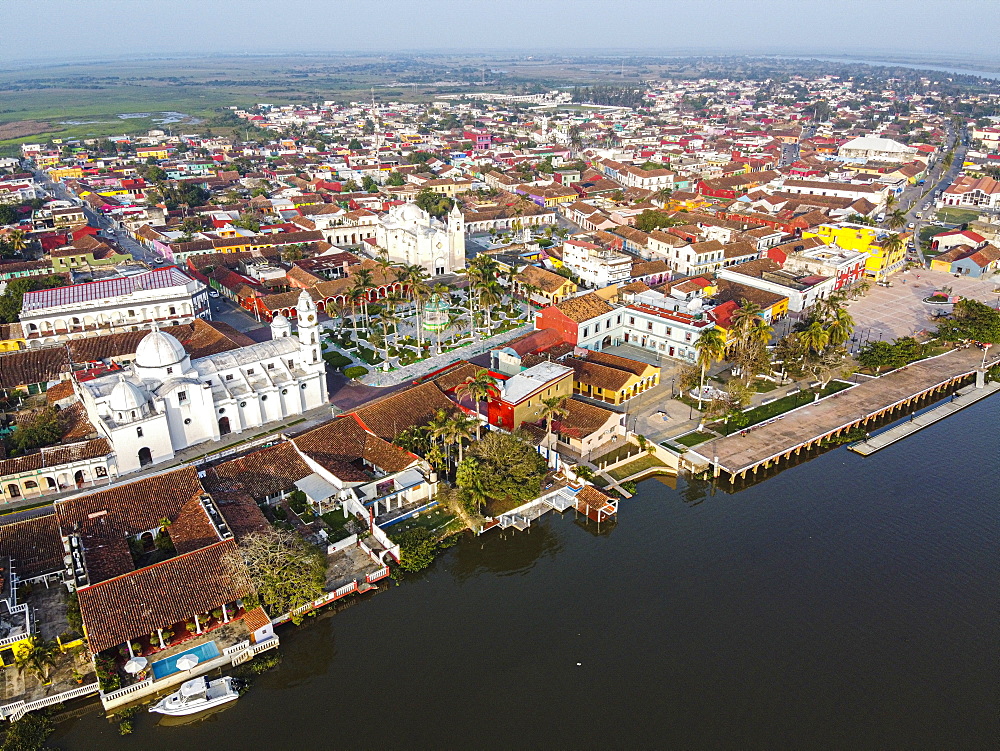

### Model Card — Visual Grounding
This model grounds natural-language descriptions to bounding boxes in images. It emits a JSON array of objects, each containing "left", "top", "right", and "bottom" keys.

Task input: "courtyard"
[{"left": 844, "top": 268, "right": 1000, "bottom": 345}]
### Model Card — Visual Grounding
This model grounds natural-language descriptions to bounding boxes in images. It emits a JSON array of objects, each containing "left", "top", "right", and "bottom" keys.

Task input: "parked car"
[{"left": 208, "top": 290, "right": 221, "bottom": 298}]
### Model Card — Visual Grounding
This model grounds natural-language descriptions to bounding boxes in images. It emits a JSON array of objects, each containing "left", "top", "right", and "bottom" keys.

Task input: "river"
[{"left": 52, "top": 397, "right": 1000, "bottom": 749}]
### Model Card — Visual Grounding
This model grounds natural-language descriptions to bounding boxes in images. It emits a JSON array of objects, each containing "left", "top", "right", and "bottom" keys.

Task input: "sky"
[{"left": 4, "top": 0, "right": 999, "bottom": 66}]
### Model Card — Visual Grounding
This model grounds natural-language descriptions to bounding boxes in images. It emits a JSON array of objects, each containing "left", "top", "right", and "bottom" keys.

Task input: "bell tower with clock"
[{"left": 295, "top": 289, "right": 321, "bottom": 364}]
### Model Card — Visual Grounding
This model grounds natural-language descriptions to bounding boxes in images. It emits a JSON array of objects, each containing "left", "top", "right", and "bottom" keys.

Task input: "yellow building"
[
  {"left": 135, "top": 147, "right": 169, "bottom": 160},
  {"left": 0, "top": 323, "right": 25, "bottom": 352},
  {"left": 514, "top": 265, "right": 577, "bottom": 306},
  {"left": 802, "top": 222, "right": 906, "bottom": 281},
  {"left": 566, "top": 351, "right": 660, "bottom": 406},
  {"left": 48, "top": 166, "right": 84, "bottom": 182}
]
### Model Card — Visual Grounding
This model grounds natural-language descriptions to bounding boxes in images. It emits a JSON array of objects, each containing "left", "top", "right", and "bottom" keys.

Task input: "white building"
[
  {"left": 20, "top": 267, "right": 209, "bottom": 348},
  {"left": 374, "top": 202, "right": 466, "bottom": 277},
  {"left": 562, "top": 239, "right": 632, "bottom": 288},
  {"left": 837, "top": 136, "right": 918, "bottom": 163},
  {"left": 75, "top": 290, "right": 328, "bottom": 473}
]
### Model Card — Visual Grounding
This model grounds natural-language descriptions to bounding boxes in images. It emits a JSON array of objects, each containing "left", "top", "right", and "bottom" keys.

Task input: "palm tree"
[
  {"left": 537, "top": 396, "right": 570, "bottom": 449},
  {"left": 404, "top": 264, "right": 431, "bottom": 351},
  {"left": 942, "top": 151, "right": 954, "bottom": 171},
  {"left": 454, "top": 369, "right": 500, "bottom": 439},
  {"left": 884, "top": 193, "right": 898, "bottom": 212},
  {"left": 694, "top": 327, "right": 727, "bottom": 413},
  {"left": 449, "top": 412, "right": 478, "bottom": 465},
  {"left": 801, "top": 321, "right": 830, "bottom": 355},
  {"left": 351, "top": 267, "right": 375, "bottom": 328},
  {"left": 881, "top": 232, "right": 904, "bottom": 265},
  {"left": 7, "top": 229, "right": 28, "bottom": 254},
  {"left": 427, "top": 409, "right": 456, "bottom": 472},
  {"left": 477, "top": 279, "right": 503, "bottom": 335},
  {"left": 825, "top": 307, "right": 855, "bottom": 347},
  {"left": 15, "top": 636, "right": 58, "bottom": 684},
  {"left": 886, "top": 209, "right": 907, "bottom": 231}
]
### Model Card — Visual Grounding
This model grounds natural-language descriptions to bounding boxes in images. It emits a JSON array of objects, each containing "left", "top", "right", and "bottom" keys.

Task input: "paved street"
[{"left": 845, "top": 268, "right": 1000, "bottom": 344}]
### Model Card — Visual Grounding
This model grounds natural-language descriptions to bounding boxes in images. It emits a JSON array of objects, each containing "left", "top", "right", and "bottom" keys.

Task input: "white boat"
[{"left": 148, "top": 676, "right": 240, "bottom": 716}]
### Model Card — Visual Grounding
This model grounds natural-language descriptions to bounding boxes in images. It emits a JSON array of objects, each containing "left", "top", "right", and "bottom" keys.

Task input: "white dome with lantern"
[
  {"left": 108, "top": 374, "right": 149, "bottom": 421},
  {"left": 135, "top": 326, "right": 188, "bottom": 369}
]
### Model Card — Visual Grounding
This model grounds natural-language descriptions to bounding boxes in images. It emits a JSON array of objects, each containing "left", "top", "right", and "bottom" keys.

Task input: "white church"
[
  {"left": 75, "top": 290, "right": 329, "bottom": 473},
  {"left": 374, "top": 202, "right": 466, "bottom": 276}
]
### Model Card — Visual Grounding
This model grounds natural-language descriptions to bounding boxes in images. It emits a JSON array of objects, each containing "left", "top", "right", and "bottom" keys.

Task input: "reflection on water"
[
  {"left": 52, "top": 398, "right": 1000, "bottom": 749},
  {"left": 154, "top": 701, "right": 235, "bottom": 727},
  {"left": 447, "top": 524, "right": 562, "bottom": 582}
]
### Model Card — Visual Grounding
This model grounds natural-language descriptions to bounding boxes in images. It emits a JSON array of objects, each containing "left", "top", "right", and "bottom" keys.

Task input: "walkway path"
[
  {"left": 692, "top": 348, "right": 995, "bottom": 478},
  {"left": 849, "top": 380, "right": 1000, "bottom": 455},
  {"left": 357, "top": 323, "right": 533, "bottom": 387}
]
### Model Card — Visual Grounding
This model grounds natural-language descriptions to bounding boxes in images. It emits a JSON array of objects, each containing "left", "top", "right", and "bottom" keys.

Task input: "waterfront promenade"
[{"left": 691, "top": 348, "right": 996, "bottom": 480}]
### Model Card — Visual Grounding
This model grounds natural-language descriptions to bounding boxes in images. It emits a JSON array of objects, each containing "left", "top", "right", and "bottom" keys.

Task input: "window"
[
  {"left": 178, "top": 391, "right": 187, "bottom": 403},
  {"left": 247, "top": 368, "right": 255, "bottom": 375},
  {"left": 685, "top": 332, "right": 692, "bottom": 342},
  {"left": 582, "top": 327, "right": 589, "bottom": 338},
  {"left": 665, "top": 327, "right": 672, "bottom": 337},
  {"left": 629, "top": 316, "right": 635, "bottom": 325},
  {"left": 169, "top": 306, "right": 176, "bottom": 316},
  {"left": 647, "top": 322, "right": 653, "bottom": 331},
  {"left": 136, "top": 427, "right": 143, "bottom": 438},
  {"left": 128, "top": 310, "right": 134, "bottom": 317},
  {"left": 225, "top": 374, "right": 234, "bottom": 381},
  {"left": 267, "top": 363, "right": 274, "bottom": 369},
  {"left": 166, "top": 367, "right": 173, "bottom": 375}
]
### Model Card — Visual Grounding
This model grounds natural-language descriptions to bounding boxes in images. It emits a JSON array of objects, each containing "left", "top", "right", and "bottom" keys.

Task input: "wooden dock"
[
  {"left": 691, "top": 348, "right": 997, "bottom": 482},
  {"left": 848, "top": 380, "right": 1000, "bottom": 455}
]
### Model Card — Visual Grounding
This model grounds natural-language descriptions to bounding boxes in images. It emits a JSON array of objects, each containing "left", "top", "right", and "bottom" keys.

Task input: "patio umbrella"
[
  {"left": 123, "top": 657, "right": 148, "bottom": 675},
  {"left": 175, "top": 654, "right": 199, "bottom": 671}
]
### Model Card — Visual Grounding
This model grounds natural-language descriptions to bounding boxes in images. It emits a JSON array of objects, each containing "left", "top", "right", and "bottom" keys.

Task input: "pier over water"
[{"left": 691, "top": 348, "right": 997, "bottom": 481}]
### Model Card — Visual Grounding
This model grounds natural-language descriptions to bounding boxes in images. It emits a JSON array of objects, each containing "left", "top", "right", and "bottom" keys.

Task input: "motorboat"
[{"left": 148, "top": 676, "right": 240, "bottom": 716}]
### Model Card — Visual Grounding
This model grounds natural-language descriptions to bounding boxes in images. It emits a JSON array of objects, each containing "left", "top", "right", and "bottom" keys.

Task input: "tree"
[
  {"left": 825, "top": 307, "right": 855, "bottom": 347},
  {"left": 936, "top": 298, "right": 1000, "bottom": 343},
  {"left": 232, "top": 213, "right": 261, "bottom": 232},
  {"left": 634, "top": 210, "right": 683, "bottom": 234},
  {"left": 348, "top": 138, "right": 363, "bottom": 151},
  {"left": 537, "top": 395, "right": 569, "bottom": 448},
  {"left": 881, "top": 232, "right": 904, "bottom": 259},
  {"left": 0, "top": 276, "right": 64, "bottom": 324},
  {"left": 856, "top": 340, "right": 897, "bottom": 374},
  {"left": 800, "top": 321, "right": 830, "bottom": 355},
  {"left": 393, "top": 528, "right": 441, "bottom": 573},
  {"left": 886, "top": 209, "right": 907, "bottom": 231},
  {"left": 351, "top": 267, "right": 375, "bottom": 328},
  {"left": 0, "top": 205, "right": 19, "bottom": 226},
  {"left": 8, "top": 406, "right": 65, "bottom": 455},
  {"left": 727, "top": 301, "right": 772, "bottom": 382},
  {"left": 223, "top": 528, "right": 326, "bottom": 622},
  {"left": 14, "top": 635, "right": 58, "bottom": 683},
  {"left": 0, "top": 712, "right": 54, "bottom": 751},
  {"left": 454, "top": 369, "right": 499, "bottom": 439},
  {"left": 386, "top": 171, "right": 406, "bottom": 187},
  {"left": 694, "top": 327, "right": 727, "bottom": 414},
  {"left": 362, "top": 175, "right": 379, "bottom": 193},
  {"left": 456, "top": 431, "right": 548, "bottom": 508},
  {"left": 7, "top": 229, "right": 28, "bottom": 254},
  {"left": 342, "top": 179, "right": 360, "bottom": 193}
]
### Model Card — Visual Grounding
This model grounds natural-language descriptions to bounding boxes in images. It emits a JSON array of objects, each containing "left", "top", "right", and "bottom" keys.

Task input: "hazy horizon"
[{"left": 6, "top": 0, "right": 999, "bottom": 67}]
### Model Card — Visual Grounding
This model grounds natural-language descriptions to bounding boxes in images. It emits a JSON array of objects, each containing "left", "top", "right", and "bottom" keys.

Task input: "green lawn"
[
  {"left": 321, "top": 511, "right": 355, "bottom": 542},
  {"left": 323, "top": 352, "right": 353, "bottom": 370},
  {"left": 387, "top": 506, "right": 460, "bottom": 538},
  {"left": 751, "top": 379, "right": 779, "bottom": 393},
  {"left": 714, "top": 381, "right": 853, "bottom": 436},
  {"left": 607, "top": 453, "right": 667, "bottom": 481},
  {"left": 935, "top": 207, "right": 980, "bottom": 225},
  {"left": 674, "top": 431, "right": 715, "bottom": 448}
]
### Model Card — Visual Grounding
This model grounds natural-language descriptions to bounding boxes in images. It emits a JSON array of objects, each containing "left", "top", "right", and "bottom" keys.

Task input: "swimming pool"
[{"left": 151, "top": 640, "right": 221, "bottom": 680}]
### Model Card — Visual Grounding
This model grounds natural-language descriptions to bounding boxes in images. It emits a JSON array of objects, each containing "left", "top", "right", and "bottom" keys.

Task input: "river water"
[{"left": 52, "top": 398, "right": 1000, "bottom": 749}]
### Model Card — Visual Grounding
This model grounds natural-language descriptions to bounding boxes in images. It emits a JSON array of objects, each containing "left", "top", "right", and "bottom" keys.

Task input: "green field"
[
  {"left": 934, "top": 207, "right": 981, "bottom": 225},
  {"left": 0, "top": 55, "right": 451, "bottom": 152}
]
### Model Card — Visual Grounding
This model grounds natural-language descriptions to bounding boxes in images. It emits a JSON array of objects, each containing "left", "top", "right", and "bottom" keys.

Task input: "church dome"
[
  {"left": 109, "top": 375, "right": 147, "bottom": 413},
  {"left": 398, "top": 203, "right": 425, "bottom": 224},
  {"left": 135, "top": 327, "right": 187, "bottom": 369}
]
